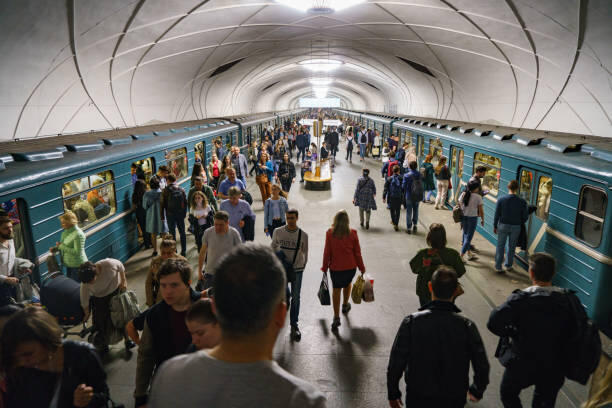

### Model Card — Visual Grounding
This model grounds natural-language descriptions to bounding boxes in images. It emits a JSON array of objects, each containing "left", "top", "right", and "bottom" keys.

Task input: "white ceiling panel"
[{"left": 0, "top": 0, "right": 608, "bottom": 140}]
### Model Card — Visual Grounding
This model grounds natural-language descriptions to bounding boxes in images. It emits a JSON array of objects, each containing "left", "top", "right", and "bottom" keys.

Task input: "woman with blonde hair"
[
  {"left": 51, "top": 211, "right": 87, "bottom": 281},
  {"left": 321, "top": 210, "right": 366, "bottom": 331},
  {"left": 434, "top": 156, "right": 451, "bottom": 209}
]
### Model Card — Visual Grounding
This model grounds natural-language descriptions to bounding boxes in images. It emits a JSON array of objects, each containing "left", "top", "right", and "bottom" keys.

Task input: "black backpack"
[
  {"left": 410, "top": 174, "right": 424, "bottom": 202},
  {"left": 166, "top": 185, "right": 186, "bottom": 215},
  {"left": 563, "top": 290, "right": 601, "bottom": 384},
  {"left": 389, "top": 175, "right": 402, "bottom": 198}
]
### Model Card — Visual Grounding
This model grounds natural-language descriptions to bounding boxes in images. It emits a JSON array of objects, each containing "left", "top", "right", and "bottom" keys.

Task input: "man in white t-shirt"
[
  {"left": 149, "top": 243, "right": 326, "bottom": 408},
  {"left": 197, "top": 211, "right": 242, "bottom": 290},
  {"left": 79, "top": 258, "right": 128, "bottom": 352}
]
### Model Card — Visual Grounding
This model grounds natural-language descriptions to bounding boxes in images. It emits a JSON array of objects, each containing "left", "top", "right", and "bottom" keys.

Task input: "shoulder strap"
[{"left": 292, "top": 229, "right": 302, "bottom": 266}]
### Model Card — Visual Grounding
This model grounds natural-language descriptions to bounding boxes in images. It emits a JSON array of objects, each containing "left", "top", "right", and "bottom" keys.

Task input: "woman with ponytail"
[{"left": 459, "top": 180, "right": 484, "bottom": 262}]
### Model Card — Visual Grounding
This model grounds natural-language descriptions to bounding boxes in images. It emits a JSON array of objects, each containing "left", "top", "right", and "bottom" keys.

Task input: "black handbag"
[
  {"left": 318, "top": 272, "right": 331, "bottom": 306},
  {"left": 494, "top": 335, "right": 516, "bottom": 367}
]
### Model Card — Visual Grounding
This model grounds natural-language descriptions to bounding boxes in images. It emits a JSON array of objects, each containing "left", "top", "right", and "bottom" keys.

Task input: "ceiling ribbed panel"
[{"left": 0, "top": 0, "right": 609, "bottom": 140}]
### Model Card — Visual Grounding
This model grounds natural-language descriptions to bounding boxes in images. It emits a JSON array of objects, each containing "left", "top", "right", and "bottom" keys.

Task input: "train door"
[
  {"left": 517, "top": 167, "right": 553, "bottom": 262},
  {"left": 1, "top": 198, "right": 36, "bottom": 282},
  {"left": 449, "top": 146, "right": 464, "bottom": 204}
]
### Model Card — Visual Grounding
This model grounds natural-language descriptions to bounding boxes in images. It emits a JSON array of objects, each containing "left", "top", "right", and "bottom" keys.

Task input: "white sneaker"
[{"left": 467, "top": 251, "right": 479, "bottom": 261}]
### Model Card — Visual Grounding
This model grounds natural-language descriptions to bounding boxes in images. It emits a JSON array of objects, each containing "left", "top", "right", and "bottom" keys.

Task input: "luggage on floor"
[
  {"left": 40, "top": 272, "right": 84, "bottom": 325},
  {"left": 110, "top": 290, "right": 141, "bottom": 329}
]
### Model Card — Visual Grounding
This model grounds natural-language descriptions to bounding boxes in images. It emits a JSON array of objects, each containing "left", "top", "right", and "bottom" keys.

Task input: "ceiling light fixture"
[
  {"left": 313, "top": 87, "right": 329, "bottom": 98},
  {"left": 309, "top": 78, "right": 333, "bottom": 86},
  {"left": 276, "top": 0, "right": 365, "bottom": 13},
  {"left": 299, "top": 59, "right": 343, "bottom": 72}
]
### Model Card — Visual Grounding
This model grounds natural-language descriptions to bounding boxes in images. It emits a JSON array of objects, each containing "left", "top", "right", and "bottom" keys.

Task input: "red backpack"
[{"left": 387, "top": 159, "right": 398, "bottom": 177}]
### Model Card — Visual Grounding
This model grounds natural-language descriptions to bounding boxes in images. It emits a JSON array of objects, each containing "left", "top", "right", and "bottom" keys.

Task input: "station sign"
[{"left": 323, "top": 119, "right": 342, "bottom": 126}]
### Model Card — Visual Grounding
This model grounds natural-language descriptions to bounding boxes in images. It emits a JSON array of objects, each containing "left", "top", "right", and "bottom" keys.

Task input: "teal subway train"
[
  {"left": 0, "top": 111, "right": 303, "bottom": 287},
  {"left": 336, "top": 109, "right": 612, "bottom": 337}
]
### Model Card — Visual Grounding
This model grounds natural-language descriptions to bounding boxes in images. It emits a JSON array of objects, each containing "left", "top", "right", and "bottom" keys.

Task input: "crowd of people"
[{"left": 0, "top": 118, "right": 605, "bottom": 408}]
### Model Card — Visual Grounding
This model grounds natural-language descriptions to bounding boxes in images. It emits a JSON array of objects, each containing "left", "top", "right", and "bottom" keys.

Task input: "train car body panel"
[{"left": 336, "top": 109, "right": 612, "bottom": 336}]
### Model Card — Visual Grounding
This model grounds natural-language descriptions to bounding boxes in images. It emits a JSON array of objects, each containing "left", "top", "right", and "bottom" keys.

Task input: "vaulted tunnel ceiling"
[{"left": 0, "top": 0, "right": 610, "bottom": 141}]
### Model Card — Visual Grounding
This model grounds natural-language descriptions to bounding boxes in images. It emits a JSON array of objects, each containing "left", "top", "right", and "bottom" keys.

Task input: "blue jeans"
[
  {"left": 461, "top": 216, "right": 478, "bottom": 255},
  {"left": 290, "top": 271, "right": 303, "bottom": 327},
  {"left": 359, "top": 144, "right": 366, "bottom": 158},
  {"left": 496, "top": 223, "right": 521, "bottom": 270},
  {"left": 405, "top": 199, "right": 419, "bottom": 229},
  {"left": 167, "top": 214, "right": 187, "bottom": 255},
  {"left": 424, "top": 190, "right": 435, "bottom": 201},
  {"left": 239, "top": 176, "right": 247, "bottom": 187}
]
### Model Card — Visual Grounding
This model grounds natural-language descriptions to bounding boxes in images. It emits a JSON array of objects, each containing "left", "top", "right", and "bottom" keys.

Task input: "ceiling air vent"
[
  {"left": 396, "top": 56, "right": 435, "bottom": 78},
  {"left": 362, "top": 81, "right": 380, "bottom": 91},
  {"left": 209, "top": 58, "right": 246, "bottom": 79},
  {"left": 262, "top": 81, "right": 280, "bottom": 91}
]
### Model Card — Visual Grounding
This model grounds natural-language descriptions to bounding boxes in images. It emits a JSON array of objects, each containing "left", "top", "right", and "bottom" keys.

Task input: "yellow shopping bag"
[{"left": 351, "top": 274, "right": 365, "bottom": 304}]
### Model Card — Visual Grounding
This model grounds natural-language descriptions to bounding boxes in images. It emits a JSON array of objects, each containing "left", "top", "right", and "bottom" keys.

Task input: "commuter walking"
[
  {"left": 248, "top": 142, "right": 258, "bottom": 176},
  {"left": 52, "top": 211, "right": 87, "bottom": 281},
  {"left": 132, "top": 179, "right": 151, "bottom": 250},
  {"left": 409, "top": 224, "right": 465, "bottom": 306},
  {"left": 264, "top": 184, "right": 289, "bottom": 238},
  {"left": 189, "top": 191, "right": 214, "bottom": 252},
  {"left": 345, "top": 130, "right": 354, "bottom": 162},
  {"left": 277, "top": 153, "right": 296, "bottom": 194},
  {"left": 148, "top": 244, "right": 326, "bottom": 408},
  {"left": 255, "top": 152, "right": 274, "bottom": 202},
  {"left": 402, "top": 161, "right": 423, "bottom": 234},
  {"left": 78, "top": 258, "right": 131, "bottom": 353},
  {"left": 230, "top": 146, "right": 249, "bottom": 186},
  {"left": 434, "top": 156, "right": 451, "bottom": 209},
  {"left": 382, "top": 165, "right": 403, "bottom": 231},
  {"left": 329, "top": 127, "right": 339, "bottom": 158},
  {"left": 494, "top": 180, "right": 528, "bottom": 273},
  {"left": 143, "top": 176, "right": 165, "bottom": 256},
  {"left": 459, "top": 180, "right": 485, "bottom": 262},
  {"left": 207, "top": 154, "right": 222, "bottom": 190},
  {"left": 321, "top": 210, "right": 366, "bottom": 331},
  {"left": 220, "top": 187, "right": 256, "bottom": 242},
  {"left": 134, "top": 259, "right": 202, "bottom": 408},
  {"left": 421, "top": 154, "right": 436, "bottom": 203},
  {"left": 161, "top": 174, "right": 188, "bottom": 257},
  {"left": 188, "top": 176, "right": 217, "bottom": 212},
  {"left": 190, "top": 162, "right": 207, "bottom": 187},
  {"left": 353, "top": 168, "right": 377, "bottom": 230},
  {"left": 296, "top": 129, "right": 308, "bottom": 162},
  {"left": 358, "top": 128, "right": 367, "bottom": 161},
  {"left": 197, "top": 211, "right": 242, "bottom": 290},
  {"left": 146, "top": 239, "right": 187, "bottom": 307},
  {"left": 388, "top": 267, "right": 489, "bottom": 407},
  {"left": 488, "top": 253, "right": 586, "bottom": 408},
  {"left": 217, "top": 168, "right": 246, "bottom": 200},
  {"left": 272, "top": 208, "right": 308, "bottom": 342}
]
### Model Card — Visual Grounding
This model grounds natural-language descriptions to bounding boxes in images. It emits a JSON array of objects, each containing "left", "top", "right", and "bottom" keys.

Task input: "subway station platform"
[{"left": 90, "top": 144, "right": 591, "bottom": 408}]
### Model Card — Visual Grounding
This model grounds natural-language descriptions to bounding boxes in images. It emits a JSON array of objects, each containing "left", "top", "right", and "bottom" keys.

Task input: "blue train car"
[
  {"left": 337, "top": 110, "right": 612, "bottom": 337},
  {"left": 0, "top": 119, "right": 239, "bottom": 284}
]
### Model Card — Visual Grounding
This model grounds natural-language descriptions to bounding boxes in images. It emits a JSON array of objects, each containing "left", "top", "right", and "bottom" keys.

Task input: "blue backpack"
[{"left": 389, "top": 175, "right": 402, "bottom": 198}]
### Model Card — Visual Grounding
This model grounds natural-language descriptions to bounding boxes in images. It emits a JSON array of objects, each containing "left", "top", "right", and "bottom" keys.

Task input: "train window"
[
  {"left": 1, "top": 199, "right": 27, "bottom": 258},
  {"left": 473, "top": 152, "right": 501, "bottom": 197},
  {"left": 575, "top": 186, "right": 607, "bottom": 247},
  {"left": 450, "top": 146, "right": 464, "bottom": 178},
  {"left": 519, "top": 169, "right": 533, "bottom": 203},
  {"left": 535, "top": 176, "right": 553, "bottom": 220},
  {"left": 194, "top": 142, "right": 205, "bottom": 165},
  {"left": 62, "top": 170, "right": 116, "bottom": 229},
  {"left": 166, "top": 147, "right": 188, "bottom": 180},
  {"left": 132, "top": 157, "right": 154, "bottom": 184},
  {"left": 429, "top": 138, "right": 443, "bottom": 168}
]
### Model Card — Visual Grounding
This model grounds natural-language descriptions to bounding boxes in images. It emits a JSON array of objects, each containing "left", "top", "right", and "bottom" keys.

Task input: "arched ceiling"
[{"left": 0, "top": 0, "right": 610, "bottom": 141}]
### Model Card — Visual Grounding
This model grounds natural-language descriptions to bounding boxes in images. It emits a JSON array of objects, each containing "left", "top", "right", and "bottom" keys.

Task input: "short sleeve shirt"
[{"left": 202, "top": 227, "right": 242, "bottom": 274}]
